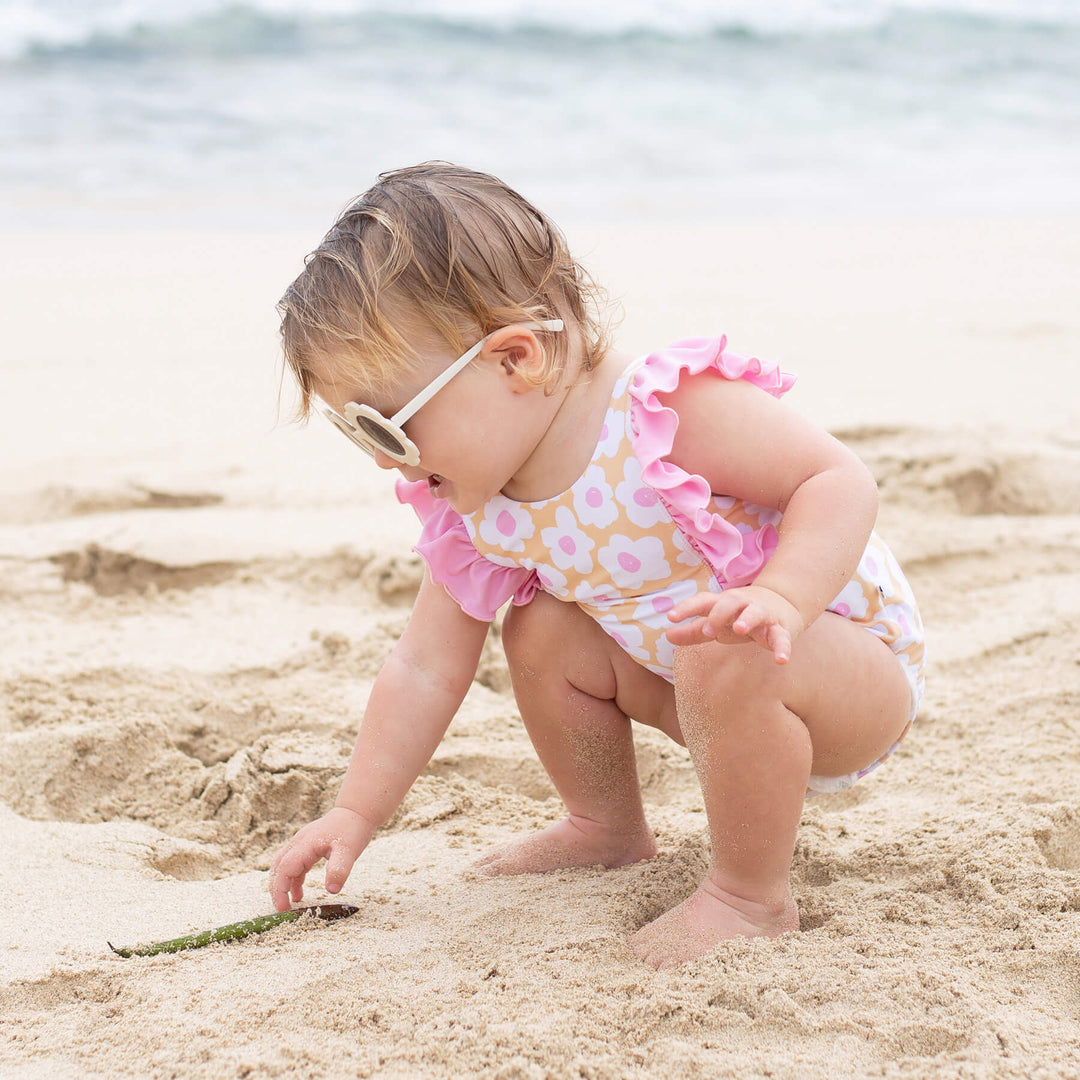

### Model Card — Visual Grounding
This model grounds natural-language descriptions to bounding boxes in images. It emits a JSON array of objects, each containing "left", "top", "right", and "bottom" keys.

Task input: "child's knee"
[{"left": 673, "top": 640, "right": 772, "bottom": 700}]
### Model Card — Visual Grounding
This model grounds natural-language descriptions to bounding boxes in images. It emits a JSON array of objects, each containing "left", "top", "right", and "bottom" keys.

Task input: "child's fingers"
[
  {"left": 668, "top": 590, "right": 798, "bottom": 658},
  {"left": 269, "top": 866, "right": 303, "bottom": 911},
  {"left": 268, "top": 853, "right": 292, "bottom": 911},
  {"left": 766, "top": 623, "right": 792, "bottom": 664},
  {"left": 725, "top": 603, "right": 794, "bottom": 661},
  {"left": 269, "top": 839, "right": 325, "bottom": 910},
  {"left": 269, "top": 868, "right": 298, "bottom": 912},
  {"left": 699, "top": 596, "right": 747, "bottom": 637},
  {"left": 667, "top": 592, "right": 725, "bottom": 622},
  {"left": 324, "top": 845, "right": 358, "bottom": 895},
  {"left": 739, "top": 616, "right": 792, "bottom": 662},
  {"left": 665, "top": 616, "right": 714, "bottom": 645},
  {"left": 730, "top": 601, "right": 763, "bottom": 636}
]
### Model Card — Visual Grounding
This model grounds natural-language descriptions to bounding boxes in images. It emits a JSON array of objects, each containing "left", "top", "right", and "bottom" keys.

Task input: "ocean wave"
[{"left": 3, "top": 0, "right": 1079, "bottom": 63}]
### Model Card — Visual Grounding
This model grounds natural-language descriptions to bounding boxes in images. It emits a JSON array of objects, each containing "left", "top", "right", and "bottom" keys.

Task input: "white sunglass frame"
[{"left": 313, "top": 319, "right": 564, "bottom": 467}]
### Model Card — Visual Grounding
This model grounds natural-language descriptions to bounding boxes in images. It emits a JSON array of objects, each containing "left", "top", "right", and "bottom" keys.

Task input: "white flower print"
[
  {"left": 594, "top": 407, "right": 625, "bottom": 459},
  {"left": 615, "top": 456, "right": 669, "bottom": 529},
  {"left": 671, "top": 526, "right": 703, "bottom": 568},
  {"left": 573, "top": 464, "right": 619, "bottom": 529},
  {"left": 857, "top": 548, "right": 892, "bottom": 598},
  {"left": 897, "top": 653, "right": 924, "bottom": 712},
  {"left": 473, "top": 551, "right": 518, "bottom": 570},
  {"left": 827, "top": 578, "right": 871, "bottom": 620},
  {"left": 651, "top": 632, "right": 676, "bottom": 674},
  {"left": 511, "top": 556, "right": 569, "bottom": 598},
  {"left": 533, "top": 563, "right": 569, "bottom": 597},
  {"left": 597, "top": 535, "right": 671, "bottom": 591},
  {"left": 877, "top": 602, "right": 921, "bottom": 650},
  {"left": 574, "top": 580, "right": 620, "bottom": 610},
  {"left": 539, "top": 506, "right": 595, "bottom": 574},
  {"left": 880, "top": 543, "right": 919, "bottom": 606},
  {"left": 596, "top": 614, "right": 650, "bottom": 661},
  {"left": 633, "top": 579, "right": 698, "bottom": 629},
  {"left": 645, "top": 662, "right": 676, "bottom": 683},
  {"left": 612, "top": 365, "right": 641, "bottom": 402},
  {"left": 741, "top": 500, "right": 782, "bottom": 527},
  {"left": 476, "top": 496, "right": 535, "bottom": 553}
]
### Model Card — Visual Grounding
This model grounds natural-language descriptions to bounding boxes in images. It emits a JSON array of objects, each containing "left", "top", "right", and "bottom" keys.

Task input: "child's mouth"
[{"left": 427, "top": 474, "right": 444, "bottom": 496}]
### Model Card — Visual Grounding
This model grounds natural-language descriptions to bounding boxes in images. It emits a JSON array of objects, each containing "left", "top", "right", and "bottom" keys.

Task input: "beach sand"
[{"left": 2, "top": 216, "right": 1079, "bottom": 1078}]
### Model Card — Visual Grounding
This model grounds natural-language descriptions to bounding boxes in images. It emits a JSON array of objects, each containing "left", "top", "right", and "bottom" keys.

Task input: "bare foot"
[
  {"left": 631, "top": 877, "right": 799, "bottom": 970},
  {"left": 472, "top": 815, "right": 657, "bottom": 876}
]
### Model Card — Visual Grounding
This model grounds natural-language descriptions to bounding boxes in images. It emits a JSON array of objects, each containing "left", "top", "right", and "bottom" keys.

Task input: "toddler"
[{"left": 268, "top": 162, "right": 925, "bottom": 969}]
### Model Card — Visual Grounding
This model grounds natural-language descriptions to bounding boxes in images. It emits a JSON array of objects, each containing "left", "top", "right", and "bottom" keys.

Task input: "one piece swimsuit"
[{"left": 398, "top": 337, "right": 926, "bottom": 794}]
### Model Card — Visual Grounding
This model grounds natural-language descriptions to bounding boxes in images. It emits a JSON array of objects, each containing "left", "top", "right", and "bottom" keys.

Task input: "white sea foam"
[{"left": 3, "top": 0, "right": 1079, "bottom": 59}]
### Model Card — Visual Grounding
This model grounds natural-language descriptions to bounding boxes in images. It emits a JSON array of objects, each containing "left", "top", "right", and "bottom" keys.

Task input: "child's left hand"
[{"left": 666, "top": 585, "right": 805, "bottom": 664}]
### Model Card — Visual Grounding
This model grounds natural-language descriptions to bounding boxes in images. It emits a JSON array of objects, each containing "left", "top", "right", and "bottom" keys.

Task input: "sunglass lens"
[{"left": 353, "top": 414, "right": 407, "bottom": 458}]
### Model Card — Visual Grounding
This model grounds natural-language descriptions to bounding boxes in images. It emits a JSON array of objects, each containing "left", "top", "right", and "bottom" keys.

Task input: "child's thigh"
[
  {"left": 676, "top": 612, "right": 913, "bottom": 778},
  {"left": 786, "top": 613, "right": 913, "bottom": 776},
  {"left": 502, "top": 592, "right": 679, "bottom": 739}
]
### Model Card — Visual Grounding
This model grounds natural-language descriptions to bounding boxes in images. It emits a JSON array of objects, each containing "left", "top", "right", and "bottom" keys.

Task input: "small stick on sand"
[{"left": 108, "top": 903, "right": 359, "bottom": 958}]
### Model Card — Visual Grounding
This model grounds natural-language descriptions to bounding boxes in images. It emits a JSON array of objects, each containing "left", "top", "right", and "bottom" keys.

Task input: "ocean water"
[{"left": 2, "top": 0, "right": 1079, "bottom": 227}]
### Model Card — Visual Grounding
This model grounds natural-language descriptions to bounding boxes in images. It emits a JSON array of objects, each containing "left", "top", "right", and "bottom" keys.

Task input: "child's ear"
[{"left": 482, "top": 326, "right": 547, "bottom": 390}]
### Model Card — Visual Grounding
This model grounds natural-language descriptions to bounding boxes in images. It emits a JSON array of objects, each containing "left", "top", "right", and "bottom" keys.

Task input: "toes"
[
  {"left": 470, "top": 842, "right": 526, "bottom": 876},
  {"left": 629, "top": 925, "right": 661, "bottom": 968},
  {"left": 470, "top": 851, "right": 503, "bottom": 874},
  {"left": 630, "top": 937, "right": 671, "bottom": 971}
]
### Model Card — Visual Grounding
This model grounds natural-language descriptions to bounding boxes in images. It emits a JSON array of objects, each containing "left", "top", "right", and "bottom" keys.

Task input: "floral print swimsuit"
[{"left": 398, "top": 338, "right": 926, "bottom": 794}]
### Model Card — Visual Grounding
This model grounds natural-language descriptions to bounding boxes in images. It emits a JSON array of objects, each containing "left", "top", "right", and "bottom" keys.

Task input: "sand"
[{"left": 2, "top": 216, "right": 1079, "bottom": 1078}]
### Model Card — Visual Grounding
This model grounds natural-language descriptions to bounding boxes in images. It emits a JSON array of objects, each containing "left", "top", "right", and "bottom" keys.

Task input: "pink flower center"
[
  {"left": 652, "top": 595, "right": 674, "bottom": 613},
  {"left": 617, "top": 552, "right": 641, "bottom": 573},
  {"left": 559, "top": 535, "right": 576, "bottom": 555},
  {"left": 496, "top": 510, "right": 517, "bottom": 537},
  {"left": 634, "top": 489, "right": 657, "bottom": 507},
  {"left": 585, "top": 486, "right": 603, "bottom": 508}
]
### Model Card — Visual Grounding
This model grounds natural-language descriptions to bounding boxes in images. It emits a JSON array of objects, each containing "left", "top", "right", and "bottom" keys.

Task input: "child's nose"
[{"left": 372, "top": 448, "right": 398, "bottom": 470}]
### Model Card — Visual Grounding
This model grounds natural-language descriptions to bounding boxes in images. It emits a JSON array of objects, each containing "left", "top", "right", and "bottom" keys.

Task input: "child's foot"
[
  {"left": 472, "top": 815, "right": 657, "bottom": 876},
  {"left": 631, "top": 877, "right": 799, "bottom": 970}
]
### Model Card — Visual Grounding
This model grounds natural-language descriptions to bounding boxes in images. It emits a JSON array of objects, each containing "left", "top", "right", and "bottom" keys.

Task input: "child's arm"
[
  {"left": 268, "top": 572, "right": 490, "bottom": 909},
  {"left": 663, "top": 375, "right": 879, "bottom": 662}
]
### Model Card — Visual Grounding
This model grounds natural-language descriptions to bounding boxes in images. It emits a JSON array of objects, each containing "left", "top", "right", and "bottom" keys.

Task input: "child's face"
[{"left": 313, "top": 330, "right": 563, "bottom": 516}]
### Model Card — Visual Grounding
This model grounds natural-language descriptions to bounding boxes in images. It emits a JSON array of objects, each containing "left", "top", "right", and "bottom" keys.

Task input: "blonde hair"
[{"left": 278, "top": 162, "right": 612, "bottom": 418}]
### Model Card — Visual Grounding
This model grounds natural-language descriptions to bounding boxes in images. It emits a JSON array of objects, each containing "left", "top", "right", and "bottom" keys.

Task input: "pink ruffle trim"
[
  {"left": 395, "top": 479, "right": 541, "bottom": 621},
  {"left": 628, "top": 336, "right": 796, "bottom": 589}
]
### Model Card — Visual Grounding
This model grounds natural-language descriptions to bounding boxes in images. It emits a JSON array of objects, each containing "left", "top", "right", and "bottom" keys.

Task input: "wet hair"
[{"left": 278, "top": 161, "right": 612, "bottom": 418}]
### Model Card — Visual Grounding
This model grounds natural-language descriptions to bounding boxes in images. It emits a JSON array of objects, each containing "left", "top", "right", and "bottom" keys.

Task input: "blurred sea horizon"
[{"left": 2, "top": 0, "right": 1079, "bottom": 229}]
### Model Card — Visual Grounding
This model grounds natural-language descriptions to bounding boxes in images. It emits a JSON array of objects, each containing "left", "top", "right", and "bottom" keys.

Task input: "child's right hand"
[
  {"left": 268, "top": 806, "right": 377, "bottom": 911},
  {"left": 666, "top": 584, "right": 804, "bottom": 664}
]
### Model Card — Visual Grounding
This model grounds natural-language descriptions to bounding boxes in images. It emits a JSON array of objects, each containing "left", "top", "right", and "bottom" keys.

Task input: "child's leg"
[
  {"left": 631, "top": 611, "right": 913, "bottom": 969},
  {"left": 473, "top": 591, "right": 676, "bottom": 875}
]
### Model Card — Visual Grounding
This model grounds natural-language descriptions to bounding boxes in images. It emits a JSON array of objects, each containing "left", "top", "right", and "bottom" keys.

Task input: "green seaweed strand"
[{"left": 108, "top": 904, "right": 358, "bottom": 958}]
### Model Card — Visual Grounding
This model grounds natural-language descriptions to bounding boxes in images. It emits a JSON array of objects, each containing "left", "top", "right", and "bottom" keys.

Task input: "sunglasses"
[{"left": 313, "top": 319, "right": 563, "bottom": 466}]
